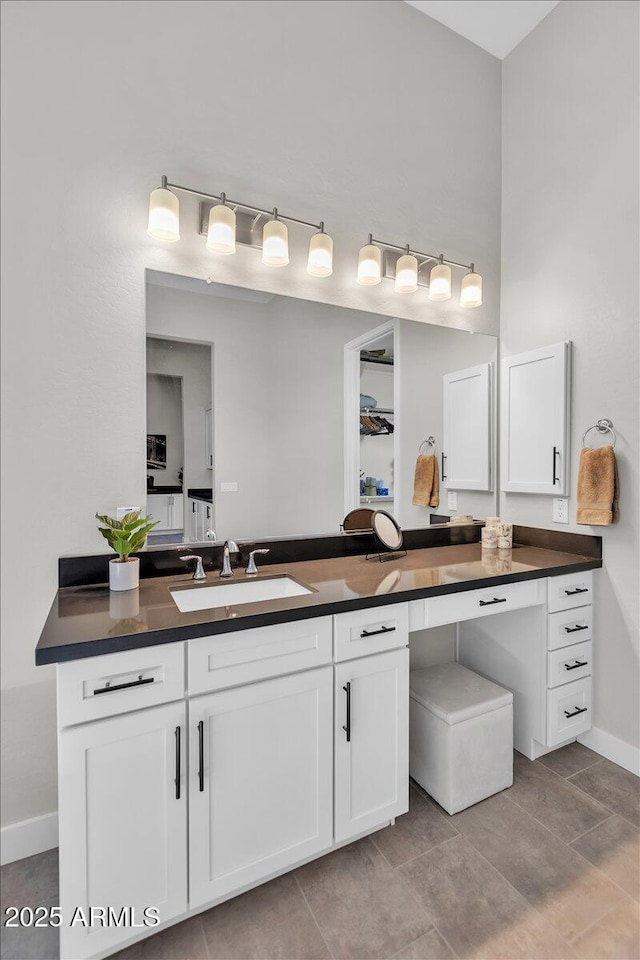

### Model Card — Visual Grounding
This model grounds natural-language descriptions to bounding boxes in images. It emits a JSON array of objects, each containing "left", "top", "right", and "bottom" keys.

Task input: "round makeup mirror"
[{"left": 372, "top": 510, "right": 404, "bottom": 552}]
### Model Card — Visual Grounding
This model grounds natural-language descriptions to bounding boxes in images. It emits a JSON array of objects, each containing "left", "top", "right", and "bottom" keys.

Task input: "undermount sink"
[{"left": 170, "top": 575, "right": 313, "bottom": 613}]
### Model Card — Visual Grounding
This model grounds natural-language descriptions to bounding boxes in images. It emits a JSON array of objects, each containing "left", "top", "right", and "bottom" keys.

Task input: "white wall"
[
  {"left": 501, "top": 0, "right": 640, "bottom": 750},
  {"left": 0, "top": 0, "right": 501, "bottom": 828},
  {"left": 146, "top": 373, "right": 183, "bottom": 484}
]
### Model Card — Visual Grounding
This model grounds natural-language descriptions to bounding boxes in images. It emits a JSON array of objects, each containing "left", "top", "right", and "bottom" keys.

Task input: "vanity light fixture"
[
  {"left": 307, "top": 224, "right": 333, "bottom": 277},
  {"left": 147, "top": 175, "right": 333, "bottom": 276},
  {"left": 147, "top": 177, "right": 180, "bottom": 242},
  {"left": 206, "top": 193, "right": 236, "bottom": 255},
  {"left": 364, "top": 234, "right": 482, "bottom": 307},
  {"left": 428, "top": 256, "right": 452, "bottom": 301},
  {"left": 460, "top": 265, "right": 483, "bottom": 307},
  {"left": 394, "top": 247, "right": 419, "bottom": 294},
  {"left": 262, "top": 210, "right": 289, "bottom": 266},
  {"left": 356, "top": 236, "right": 382, "bottom": 285}
]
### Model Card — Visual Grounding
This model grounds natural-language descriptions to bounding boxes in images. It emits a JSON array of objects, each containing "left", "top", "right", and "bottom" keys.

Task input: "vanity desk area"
[{"left": 37, "top": 525, "right": 601, "bottom": 960}]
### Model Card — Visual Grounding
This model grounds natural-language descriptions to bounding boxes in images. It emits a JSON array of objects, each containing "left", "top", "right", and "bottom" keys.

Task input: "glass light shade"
[
  {"left": 206, "top": 203, "right": 236, "bottom": 254},
  {"left": 460, "top": 271, "right": 483, "bottom": 307},
  {"left": 262, "top": 219, "right": 289, "bottom": 266},
  {"left": 307, "top": 232, "right": 333, "bottom": 277},
  {"left": 147, "top": 188, "right": 179, "bottom": 241},
  {"left": 356, "top": 244, "right": 381, "bottom": 285},
  {"left": 394, "top": 254, "right": 418, "bottom": 293},
  {"left": 428, "top": 262, "right": 452, "bottom": 301}
]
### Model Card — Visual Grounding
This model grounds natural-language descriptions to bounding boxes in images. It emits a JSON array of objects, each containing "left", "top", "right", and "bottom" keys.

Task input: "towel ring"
[
  {"left": 419, "top": 437, "right": 436, "bottom": 455},
  {"left": 582, "top": 419, "right": 616, "bottom": 449}
]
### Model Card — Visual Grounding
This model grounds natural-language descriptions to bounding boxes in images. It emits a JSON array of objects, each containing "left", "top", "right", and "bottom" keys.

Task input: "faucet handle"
[
  {"left": 246, "top": 548, "right": 270, "bottom": 576},
  {"left": 180, "top": 554, "right": 207, "bottom": 581}
]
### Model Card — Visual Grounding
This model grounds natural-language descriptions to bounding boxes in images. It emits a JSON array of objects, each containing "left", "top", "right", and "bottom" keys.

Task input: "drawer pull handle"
[
  {"left": 342, "top": 682, "right": 351, "bottom": 742},
  {"left": 565, "top": 660, "right": 589, "bottom": 671},
  {"left": 174, "top": 726, "right": 181, "bottom": 800},
  {"left": 197, "top": 720, "right": 204, "bottom": 792},
  {"left": 552, "top": 446, "right": 560, "bottom": 485},
  {"left": 441, "top": 452, "right": 447, "bottom": 481},
  {"left": 565, "top": 587, "right": 589, "bottom": 596},
  {"left": 565, "top": 624, "right": 589, "bottom": 633},
  {"left": 94, "top": 675, "right": 154, "bottom": 695},
  {"left": 564, "top": 706, "right": 588, "bottom": 718},
  {"left": 360, "top": 625, "right": 396, "bottom": 638},
  {"left": 479, "top": 597, "right": 507, "bottom": 607}
]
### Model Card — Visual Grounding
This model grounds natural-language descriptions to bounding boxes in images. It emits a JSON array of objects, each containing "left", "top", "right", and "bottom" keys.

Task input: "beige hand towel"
[
  {"left": 412, "top": 454, "right": 439, "bottom": 508},
  {"left": 576, "top": 445, "right": 619, "bottom": 525}
]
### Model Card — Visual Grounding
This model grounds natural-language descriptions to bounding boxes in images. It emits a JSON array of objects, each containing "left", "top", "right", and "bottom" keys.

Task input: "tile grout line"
[
  {"left": 430, "top": 924, "right": 460, "bottom": 960},
  {"left": 197, "top": 914, "right": 211, "bottom": 960},
  {"left": 293, "top": 870, "right": 335, "bottom": 960},
  {"left": 387, "top": 925, "right": 436, "bottom": 959},
  {"left": 568, "top": 812, "right": 615, "bottom": 844},
  {"left": 538, "top": 755, "right": 604, "bottom": 780},
  {"left": 506, "top": 783, "right": 611, "bottom": 841},
  {"left": 565, "top": 769, "right": 640, "bottom": 832}
]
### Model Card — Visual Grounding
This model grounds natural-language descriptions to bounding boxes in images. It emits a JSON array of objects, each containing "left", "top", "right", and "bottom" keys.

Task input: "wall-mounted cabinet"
[
  {"left": 441, "top": 362, "right": 493, "bottom": 491},
  {"left": 501, "top": 342, "right": 571, "bottom": 496}
]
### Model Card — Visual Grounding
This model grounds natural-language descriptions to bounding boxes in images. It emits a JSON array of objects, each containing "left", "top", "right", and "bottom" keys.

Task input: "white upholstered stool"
[{"left": 409, "top": 662, "right": 513, "bottom": 815}]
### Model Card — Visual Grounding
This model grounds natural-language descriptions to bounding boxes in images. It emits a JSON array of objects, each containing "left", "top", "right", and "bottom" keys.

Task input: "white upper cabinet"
[
  {"left": 442, "top": 362, "right": 493, "bottom": 491},
  {"left": 501, "top": 342, "right": 571, "bottom": 496}
]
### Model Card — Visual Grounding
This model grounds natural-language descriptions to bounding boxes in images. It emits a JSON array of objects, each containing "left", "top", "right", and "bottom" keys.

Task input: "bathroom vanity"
[{"left": 36, "top": 528, "right": 600, "bottom": 960}]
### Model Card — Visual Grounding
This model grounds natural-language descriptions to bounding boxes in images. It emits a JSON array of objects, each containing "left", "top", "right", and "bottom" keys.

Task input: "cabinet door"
[
  {"left": 442, "top": 362, "right": 493, "bottom": 491},
  {"left": 189, "top": 666, "right": 333, "bottom": 907},
  {"left": 147, "top": 493, "right": 171, "bottom": 531},
  {"left": 171, "top": 493, "right": 184, "bottom": 531},
  {"left": 188, "top": 498, "right": 199, "bottom": 540},
  {"left": 58, "top": 701, "right": 187, "bottom": 960},
  {"left": 501, "top": 341, "right": 571, "bottom": 495},
  {"left": 334, "top": 648, "right": 409, "bottom": 843}
]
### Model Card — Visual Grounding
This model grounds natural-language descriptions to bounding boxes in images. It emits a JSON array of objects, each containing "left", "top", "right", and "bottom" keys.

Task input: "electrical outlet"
[
  {"left": 553, "top": 498, "right": 569, "bottom": 523},
  {"left": 220, "top": 481, "right": 238, "bottom": 493},
  {"left": 447, "top": 491, "right": 458, "bottom": 511}
]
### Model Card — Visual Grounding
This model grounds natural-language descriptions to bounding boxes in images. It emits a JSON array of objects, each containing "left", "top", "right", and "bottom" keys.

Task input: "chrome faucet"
[
  {"left": 220, "top": 540, "right": 239, "bottom": 578},
  {"left": 246, "top": 548, "right": 270, "bottom": 575},
  {"left": 180, "top": 554, "right": 206, "bottom": 581}
]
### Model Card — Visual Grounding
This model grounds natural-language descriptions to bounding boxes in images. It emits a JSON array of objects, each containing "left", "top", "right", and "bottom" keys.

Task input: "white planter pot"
[{"left": 109, "top": 557, "right": 140, "bottom": 592}]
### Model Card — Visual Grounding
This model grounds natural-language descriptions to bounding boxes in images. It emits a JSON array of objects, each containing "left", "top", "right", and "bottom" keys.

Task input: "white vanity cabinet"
[
  {"left": 147, "top": 492, "right": 184, "bottom": 532},
  {"left": 188, "top": 497, "right": 213, "bottom": 540},
  {"left": 57, "top": 700, "right": 187, "bottom": 960},
  {"left": 334, "top": 647, "right": 409, "bottom": 842},
  {"left": 500, "top": 341, "right": 571, "bottom": 496},
  {"left": 188, "top": 666, "right": 333, "bottom": 907}
]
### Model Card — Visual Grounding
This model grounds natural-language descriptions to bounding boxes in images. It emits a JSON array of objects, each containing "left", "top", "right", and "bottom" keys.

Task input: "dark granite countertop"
[
  {"left": 187, "top": 488, "right": 213, "bottom": 503},
  {"left": 36, "top": 541, "right": 601, "bottom": 665},
  {"left": 147, "top": 485, "right": 183, "bottom": 495}
]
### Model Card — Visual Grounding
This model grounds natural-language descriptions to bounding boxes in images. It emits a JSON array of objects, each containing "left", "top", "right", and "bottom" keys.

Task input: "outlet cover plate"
[
  {"left": 447, "top": 491, "right": 458, "bottom": 511},
  {"left": 553, "top": 498, "right": 569, "bottom": 523}
]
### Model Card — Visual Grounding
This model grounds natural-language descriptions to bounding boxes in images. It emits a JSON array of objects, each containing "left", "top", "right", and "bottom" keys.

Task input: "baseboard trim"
[
  {"left": 578, "top": 726, "right": 640, "bottom": 776},
  {"left": 0, "top": 812, "right": 58, "bottom": 866}
]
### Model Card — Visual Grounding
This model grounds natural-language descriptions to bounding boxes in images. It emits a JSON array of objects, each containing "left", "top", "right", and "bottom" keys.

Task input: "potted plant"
[{"left": 96, "top": 511, "right": 159, "bottom": 591}]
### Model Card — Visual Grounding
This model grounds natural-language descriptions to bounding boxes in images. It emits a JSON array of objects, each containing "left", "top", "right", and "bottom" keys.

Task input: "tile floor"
[{"left": 1, "top": 744, "right": 638, "bottom": 960}]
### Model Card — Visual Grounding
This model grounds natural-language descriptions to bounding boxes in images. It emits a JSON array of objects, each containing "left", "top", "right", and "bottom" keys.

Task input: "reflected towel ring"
[
  {"left": 419, "top": 437, "right": 436, "bottom": 455},
  {"left": 582, "top": 419, "right": 616, "bottom": 449}
]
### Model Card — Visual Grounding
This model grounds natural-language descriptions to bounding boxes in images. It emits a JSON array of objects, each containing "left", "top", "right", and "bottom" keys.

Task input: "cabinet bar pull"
[
  {"left": 174, "top": 726, "right": 181, "bottom": 800},
  {"left": 565, "top": 661, "right": 589, "bottom": 671},
  {"left": 479, "top": 597, "right": 507, "bottom": 606},
  {"left": 94, "top": 675, "right": 154, "bottom": 695},
  {"left": 441, "top": 452, "right": 447, "bottom": 481},
  {"left": 564, "top": 706, "right": 588, "bottom": 718},
  {"left": 552, "top": 446, "right": 559, "bottom": 485},
  {"left": 565, "top": 623, "right": 589, "bottom": 633},
  {"left": 197, "top": 720, "right": 204, "bottom": 792},
  {"left": 360, "top": 625, "right": 396, "bottom": 638},
  {"left": 342, "top": 682, "right": 351, "bottom": 743},
  {"left": 565, "top": 587, "right": 589, "bottom": 596}
]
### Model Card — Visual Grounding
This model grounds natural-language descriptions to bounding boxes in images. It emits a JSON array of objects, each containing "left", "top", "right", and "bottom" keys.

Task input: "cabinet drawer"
[
  {"left": 333, "top": 603, "right": 408, "bottom": 661},
  {"left": 547, "top": 571, "right": 593, "bottom": 613},
  {"left": 57, "top": 642, "right": 185, "bottom": 728},
  {"left": 411, "top": 579, "right": 544, "bottom": 630},
  {"left": 547, "top": 607, "right": 593, "bottom": 650},
  {"left": 547, "top": 641, "right": 592, "bottom": 688},
  {"left": 547, "top": 677, "right": 592, "bottom": 746},
  {"left": 188, "top": 617, "right": 332, "bottom": 694}
]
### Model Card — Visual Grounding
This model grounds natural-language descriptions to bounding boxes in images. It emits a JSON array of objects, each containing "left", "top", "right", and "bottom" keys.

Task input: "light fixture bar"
[
  {"left": 163, "top": 177, "right": 323, "bottom": 232},
  {"left": 370, "top": 236, "right": 473, "bottom": 272}
]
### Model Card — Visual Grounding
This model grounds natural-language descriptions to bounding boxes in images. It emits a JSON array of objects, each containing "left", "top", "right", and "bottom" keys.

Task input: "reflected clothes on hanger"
[{"left": 360, "top": 414, "right": 394, "bottom": 436}]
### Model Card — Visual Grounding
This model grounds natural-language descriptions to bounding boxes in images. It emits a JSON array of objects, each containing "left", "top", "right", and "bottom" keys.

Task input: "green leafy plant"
[{"left": 96, "top": 511, "right": 159, "bottom": 563}]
